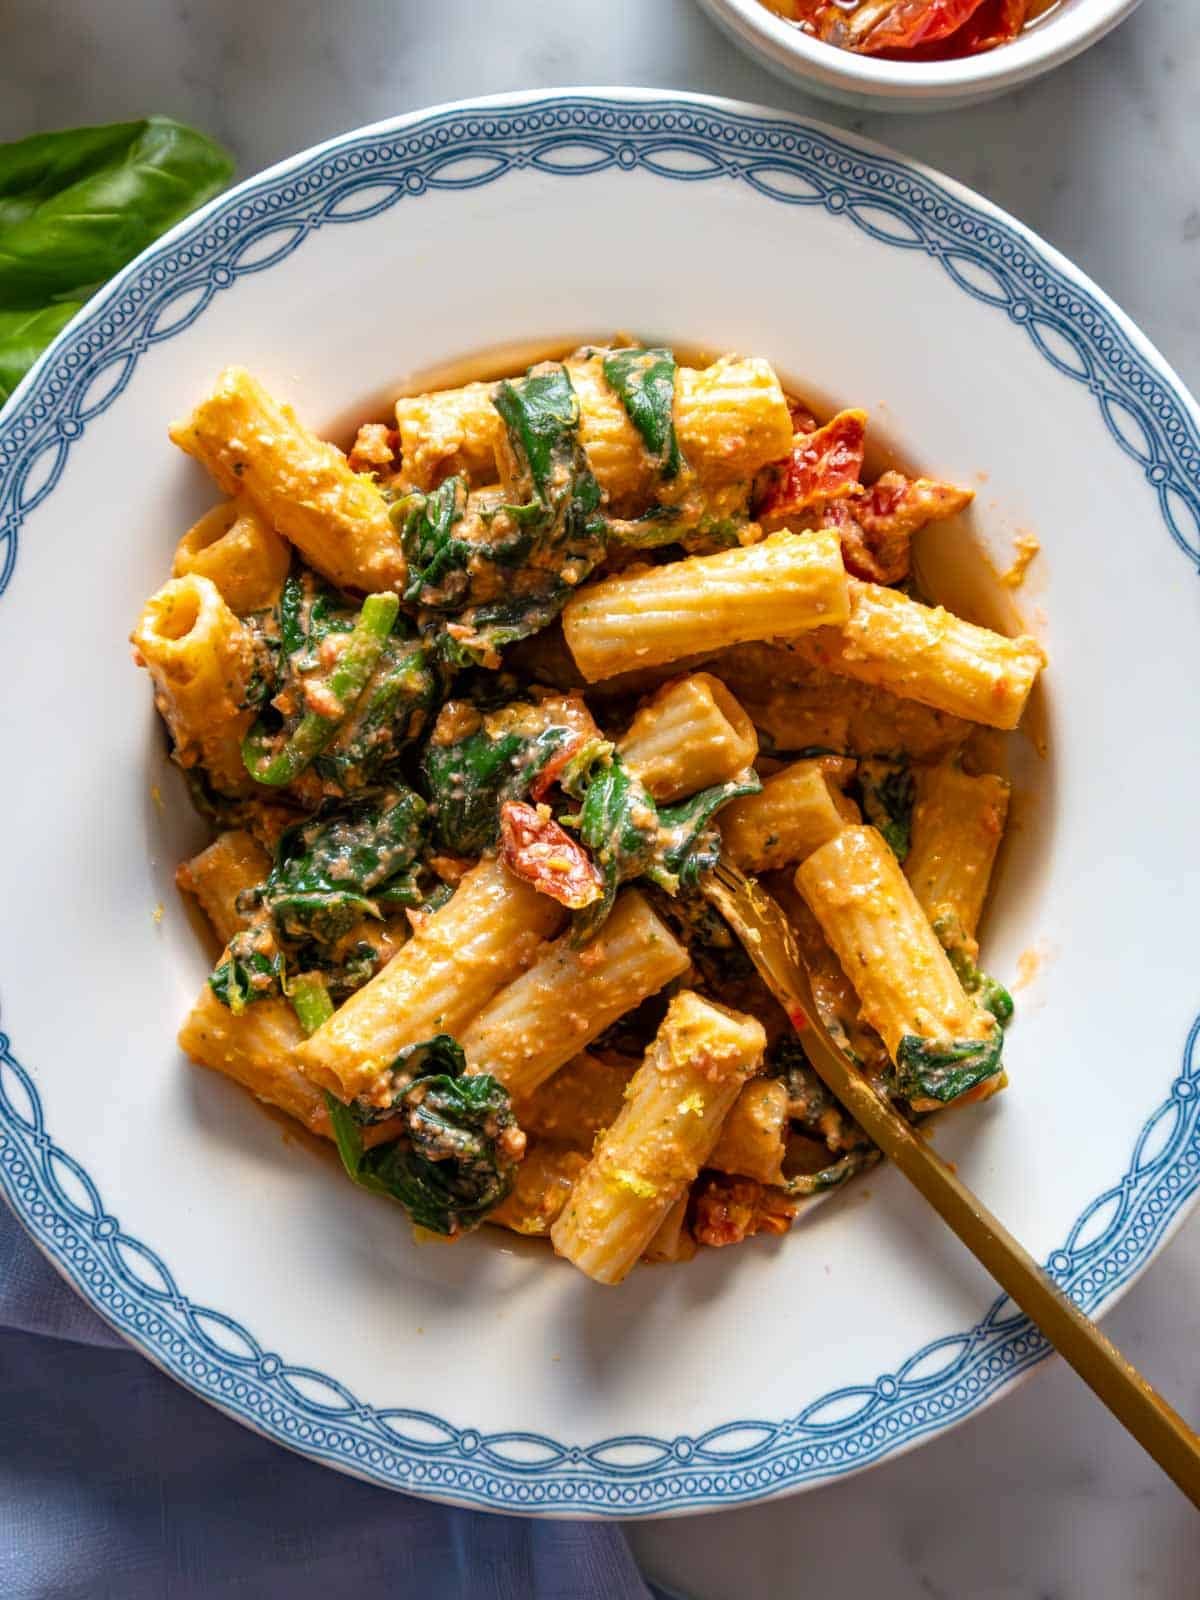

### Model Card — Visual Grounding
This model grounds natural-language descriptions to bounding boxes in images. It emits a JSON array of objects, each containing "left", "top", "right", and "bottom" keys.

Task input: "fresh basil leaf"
[
  {"left": 0, "top": 117, "right": 233, "bottom": 309},
  {"left": 0, "top": 301, "right": 80, "bottom": 403}
]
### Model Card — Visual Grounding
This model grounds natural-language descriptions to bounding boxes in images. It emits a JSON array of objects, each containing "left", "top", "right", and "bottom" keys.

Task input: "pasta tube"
[
  {"left": 177, "top": 829, "right": 270, "bottom": 946},
  {"left": 720, "top": 757, "right": 859, "bottom": 873},
  {"left": 170, "top": 367, "right": 407, "bottom": 593},
  {"left": 460, "top": 890, "right": 690, "bottom": 1099},
  {"left": 394, "top": 353, "right": 793, "bottom": 499},
  {"left": 551, "top": 991, "right": 765, "bottom": 1284},
  {"left": 672, "top": 356, "right": 794, "bottom": 486},
  {"left": 617, "top": 672, "right": 758, "bottom": 803},
  {"left": 172, "top": 497, "right": 291, "bottom": 615},
  {"left": 796, "top": 826, "right": 1001, "bottom": 1111},
  {"left": 708, "top": 1077, "right": 790, "bottom": 1186},
  {"left": 180, "top": 986, "right": 323, "bottom": 1135},
  {"left": 643, "top": 1192, "right": 695, "bottom": 1264},
  {"left": 131, "top": 574, "right": 257, "bottom": 795},
  {"left": 394, "top": 380, "right": 503, "bottom": 491},
  {"left": 795, "top": 579, "right": 1044, "bottom": 731},
  {"left": 294, "top": 857, "right": 565, "bottom": 1107},
  {"left": 487, "top": 1140, "right": 588, "bottom": 1236},
  {"left": 713, "top": 643, "right": 970, "bottom": 761},
  {"left": 514, "top": 1052, "right": 635, "bottom": 1145},
  {"left": 179, "top": 987, "right": 399, "bottom": 1148},
  {"left": 562, "top": 530, "right": 849, "bottom": 683},
  {"left": 906, "top": 764, "right": 1010, "bottom": 961}
]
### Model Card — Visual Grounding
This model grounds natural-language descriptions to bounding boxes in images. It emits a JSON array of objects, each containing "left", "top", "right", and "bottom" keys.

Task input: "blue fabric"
[{"left": 0, "top": 1203, "right": 670, "bottom": 1600}]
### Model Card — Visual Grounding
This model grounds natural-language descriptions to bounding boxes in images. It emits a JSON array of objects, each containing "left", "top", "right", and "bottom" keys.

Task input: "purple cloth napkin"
[{"left": 0, "top": 1203, "right": 676, "bottom": 1600}]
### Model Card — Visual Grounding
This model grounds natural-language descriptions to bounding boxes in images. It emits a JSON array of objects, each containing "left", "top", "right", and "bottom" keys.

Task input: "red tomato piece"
[
  {"left": 499, "top": 801, "right": 604, "bottom": 910},
  {"left": 756, "top": 409, "right": 867, "bottom": 524}
]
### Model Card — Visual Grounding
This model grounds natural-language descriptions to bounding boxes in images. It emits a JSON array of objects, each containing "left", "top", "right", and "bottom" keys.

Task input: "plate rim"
[{"left": 2, "top": 87, "right": 1198, "bottom": 1519}]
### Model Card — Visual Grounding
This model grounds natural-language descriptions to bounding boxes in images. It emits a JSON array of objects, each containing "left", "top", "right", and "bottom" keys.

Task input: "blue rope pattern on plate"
[{"left": 1, "top": 94, "right": 1199, "bottom": 1514}]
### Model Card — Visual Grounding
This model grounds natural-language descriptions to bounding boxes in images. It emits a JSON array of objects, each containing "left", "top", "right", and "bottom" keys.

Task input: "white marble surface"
[{"left": 3, "top": 0, "right": 1198, "bottom": 1592}]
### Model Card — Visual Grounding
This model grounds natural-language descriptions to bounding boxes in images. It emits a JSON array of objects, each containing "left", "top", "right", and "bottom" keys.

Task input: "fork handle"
[{"left": 846, "top": 1082, "right": 1200, "bottom": 1506}]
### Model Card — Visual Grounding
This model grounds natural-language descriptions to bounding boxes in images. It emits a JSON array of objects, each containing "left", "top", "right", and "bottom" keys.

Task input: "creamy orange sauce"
[{"left": 1000, "top": 531, "right": 1041, "bottom": 589}]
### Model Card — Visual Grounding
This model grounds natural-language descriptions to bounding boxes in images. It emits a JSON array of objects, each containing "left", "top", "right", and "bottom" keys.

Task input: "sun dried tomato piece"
[
  {"left": 786, "top": 395, "right": 820, "bottom": 435},
  {"left": 528, "top": 730, "right": 590, "bottom": 803},
  {"left": 821, "top": 470, "right": 973, "bottom": 584},
  {"left": 499, "top": 801, "right": 604, "bottom": 910},
  {"left": 690, "top": 1173, "right": 798, "bottom": 1249},
  {"left": 851, "top": 0, "right": 989, "bottom": 54},
  {"left": 757, "top": 410, "right": 867, "bottom": 525},
  {"left": 860, "top": 470, "right": 973, "bottom": 537},
  {"left": 952, "top": 0, "right": 1028, "bottom": 50}
]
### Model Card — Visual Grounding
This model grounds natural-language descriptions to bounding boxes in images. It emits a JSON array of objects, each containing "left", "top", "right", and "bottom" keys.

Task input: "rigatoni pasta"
[
  {"left": 562, "top": 530, "right": 850, "bottom": 682},
  {"left": 796, "top": 826, "right": 1002, "bottom": 1112},
  {"left": 173, "top": 497, "right": 291, "bottom": 616},
  {"left": 171, "top": 366, "right": 407, "bottom": 593},
  {"left": 795, "top": 578, "right": 1045, "bottom": 730},
  {"left": 394, "top": 351, "right": 792, "bottom": 503},
  {"left": 460, "top": 891, "right": 690, "bottom": 1099},
  {"left": 294, "top": 857, "right": 564, "bottom": 1108},
  {"left": 617, "top": 672, "right": 758, "bottom": 802},
  {"left": 720, "top": 757, "right": 859, "bottom": 873},
  {"left": 140, "top": 336, "right": 1043, "bottom": 1267},
  {"left": 905, "top": 763, "right": 1010, "bottom": 959},
  {"left": 551, "top": 992, "right": 765, "bottom": 1284},
  {"left": 131, "top": 574, "right": 258, "bottom": 795}
]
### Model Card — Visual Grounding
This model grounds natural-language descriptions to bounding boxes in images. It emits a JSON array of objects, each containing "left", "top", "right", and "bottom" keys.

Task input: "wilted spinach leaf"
[
  {"left": 394, "top": 364, "right": 608, "bottom": 669},
  {"left": 265, "top": 788, "right": 430, "bottom": 945},
  {"left": 325, "top": 1034, "right": 521, "bottom": 1235},
  {"left": 856, "top": 758, "right": 914, "bottom": 862},
  {"left": 209, "top": 931, "right": 283, "bottom": 1014},
  {"left": 421, "top": 707, "right": 583, "bottom": 854},
  {"left": 602, "top": 346, "right": 682, "bottom": 481},
  {"left": 894, "top": 1024, "right": 1004, "bottom": 1106}
]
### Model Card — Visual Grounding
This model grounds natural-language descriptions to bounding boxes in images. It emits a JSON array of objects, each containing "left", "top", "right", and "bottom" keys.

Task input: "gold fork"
[{"left": 702, "top": 855, "right": 1200, "bottom": 1506}]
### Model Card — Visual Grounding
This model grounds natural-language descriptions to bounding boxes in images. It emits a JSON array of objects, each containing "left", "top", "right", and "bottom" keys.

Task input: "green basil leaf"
[
  {"left": 0, "top": 301, "right": 81, "bottom": 402},
  {"left": 0, "top": 117, "right": 234, "bottom": 309}
]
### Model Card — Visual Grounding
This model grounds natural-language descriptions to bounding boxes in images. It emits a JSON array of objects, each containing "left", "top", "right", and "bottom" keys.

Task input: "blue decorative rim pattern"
[{"left": 2, "top": 93, "right": 1200, "bottom": 1517}]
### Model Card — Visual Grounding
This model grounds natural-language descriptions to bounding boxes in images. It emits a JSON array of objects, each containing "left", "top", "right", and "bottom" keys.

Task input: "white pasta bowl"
[
  {"left": 2, "top": 89, "right": 1199, "bottom": 1517},
  {"left": 694, "top": 0, "right": 1145, "bottom": 112}
]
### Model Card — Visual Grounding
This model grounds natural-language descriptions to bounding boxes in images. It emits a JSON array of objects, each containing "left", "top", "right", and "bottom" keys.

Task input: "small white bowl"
[{"left": 695, "top": 0, "right": 1144, "bottom": 111}]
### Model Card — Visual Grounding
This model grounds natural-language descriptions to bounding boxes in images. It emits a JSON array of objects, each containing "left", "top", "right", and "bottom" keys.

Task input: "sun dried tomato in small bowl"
[{"left": 694, "top": 0, "right": 1143, "bottom": 111}]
